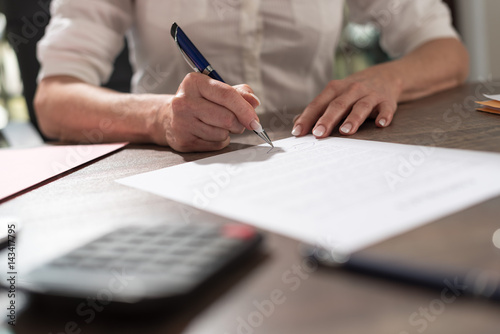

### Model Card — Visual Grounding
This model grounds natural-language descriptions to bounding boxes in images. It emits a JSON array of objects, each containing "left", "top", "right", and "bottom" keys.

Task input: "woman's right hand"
[{"left": 154, "top": 73, "right": 261, "bottom": 152}]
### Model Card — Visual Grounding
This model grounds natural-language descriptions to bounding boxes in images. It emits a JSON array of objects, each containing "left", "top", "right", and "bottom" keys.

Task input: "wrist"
[
  {"left": 365, "top": 61, "right": 405, "bottom": 101},
  {"left": 144, "top": 94, "right": 174, "bottom": 146},
  {"left": 384, "top": 61, "right": 405, "bottom": 101},
  {"left": 114, "top": 93, "right": 171, "bottom": 145}
]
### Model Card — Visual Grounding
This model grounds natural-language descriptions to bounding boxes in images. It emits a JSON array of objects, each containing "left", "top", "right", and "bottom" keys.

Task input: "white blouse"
[{"left": 38, "top": 0, "right": 458, "bottom": 112}]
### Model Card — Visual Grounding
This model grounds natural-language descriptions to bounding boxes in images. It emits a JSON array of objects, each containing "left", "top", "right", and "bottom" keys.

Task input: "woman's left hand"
[{"left": 291, "top": 65, "right": 402, "bottom": 138}]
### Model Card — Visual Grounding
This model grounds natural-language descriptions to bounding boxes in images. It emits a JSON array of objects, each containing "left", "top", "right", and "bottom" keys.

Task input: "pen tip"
[{"left": 170, "top": 22, "right": 178, "bottom": 39}]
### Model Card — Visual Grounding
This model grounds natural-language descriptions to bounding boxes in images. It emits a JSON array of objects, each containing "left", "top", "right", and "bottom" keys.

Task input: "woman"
[{"left": 34, "top": 0, "right": 468, "bottom": 152}]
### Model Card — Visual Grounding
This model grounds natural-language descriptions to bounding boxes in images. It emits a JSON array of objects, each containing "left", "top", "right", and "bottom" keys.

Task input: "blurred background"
[
  {"left": 335, "top": 0, "right": 500, "bottom": 82},
  {"left": 0, "top": 0, "right": 499, "bottom": 140}
]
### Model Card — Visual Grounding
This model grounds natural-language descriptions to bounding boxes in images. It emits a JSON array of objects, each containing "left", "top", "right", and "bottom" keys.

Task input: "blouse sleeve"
[
  {"left": 37, "top": 0, "right": 133, "bottom": 86},
  {"left": 346, "top": 0, "right": 459, "bottom": 58}
]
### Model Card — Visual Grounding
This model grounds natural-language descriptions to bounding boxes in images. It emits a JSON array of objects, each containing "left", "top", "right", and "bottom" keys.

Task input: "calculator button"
[
  {"left": 210, "top": 237, "right": 242, "bottom": 249},
  {"left": 222, "top": 224, "right": 256, "bottom": 240}
]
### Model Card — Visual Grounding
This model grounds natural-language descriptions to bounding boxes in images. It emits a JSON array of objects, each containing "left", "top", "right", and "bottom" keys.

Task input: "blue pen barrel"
[
  {"left": 173, "top": 23, "right": 225, "bottom": 83},
  {"left": 207, "top": 69, "right": 224, "bottom": 82},
  {"left": 309, "top": 250, "right": 500, "bottom": 301}
]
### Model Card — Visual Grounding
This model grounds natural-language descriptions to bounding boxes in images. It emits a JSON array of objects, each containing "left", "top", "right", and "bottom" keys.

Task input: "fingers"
[
  {"left": 338, "top": 96, "right": 378, "bottom": 135},
  {"left": 164, "top": 74, "right": 263, "bottom": 152},
  {"left": 182, "top": 73, "right": 260, "bottom": 130},
  {"left": 190, "top": 97, "right": 245, "bottom": 134},
  {"left": 292, "top": 79, "right": 399, "bottom": 138},
  {"left": 166, "top": 100, "right": 232, "bottom": 151},
  {"left": 375, "top": 101, "right": 395, "bottom": 128},
  {"left": 312, "top": 83, "right": 367, "bottom": 138},
  {"left": 234, "top": 84, "right": 261, "bottom": 109},
  {"left": 192, "top": 119, "right": 231, "bottom": 142},
  {"left": 166, "top": 107, "right": 232, "bottom": 152},
  {"left": 171, "top": 135, "right": 231, "bottom": 153},
  {"left": 292, "top": 82, "right": 339, "bottom": 137}
]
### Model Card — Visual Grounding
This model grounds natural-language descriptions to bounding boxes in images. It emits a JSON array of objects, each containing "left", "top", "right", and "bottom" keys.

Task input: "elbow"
[{"left": 34, "top": 82, "right": 61, "bottom": 140}]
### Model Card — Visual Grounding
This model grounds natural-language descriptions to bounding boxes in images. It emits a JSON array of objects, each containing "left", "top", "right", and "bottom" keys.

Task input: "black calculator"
[{"left": 21, "top": 223, "right": 263, "bottom": 313}]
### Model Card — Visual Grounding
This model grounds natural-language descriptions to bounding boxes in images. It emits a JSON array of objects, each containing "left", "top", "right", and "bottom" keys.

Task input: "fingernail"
[
  {"left": 379, "top": 119, "right": 386, "bottom": 127},
  {"left": 340, "top": 123, "right": 352, "bottom": 134},
  {"left": 250, "top": 119, "right": 263, "bottom": 132},
  {"left": 291, "top": 125, "right": 302, "bottom": 136},
  {"left": 249, "top": 93, "right": 261, "bottom": 106},
  {"left": 313, "top": 125, "right": 326, "bottom": 137}
]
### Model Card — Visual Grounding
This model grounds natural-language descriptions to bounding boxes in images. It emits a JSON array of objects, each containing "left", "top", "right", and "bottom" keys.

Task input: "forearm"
[
  {"left": 359, "top": 38, "right": 469, "bottom": 103},
  {"left": 34, "top": 76, "right": 170, "bottom": 144},
  {"left": 34, "top": 74, "right": 262, "bottom": 152},
  {"left": 294, "top": 38, "right": 469, "bottom": 138}
]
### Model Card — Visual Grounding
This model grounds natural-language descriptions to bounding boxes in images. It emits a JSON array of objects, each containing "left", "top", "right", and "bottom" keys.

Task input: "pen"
[
  {"left": 170, "top": 22, "right": 273, "bottom": 147},
  {"left": 303, "top": 245, "right": 500, "bottom": 301}
]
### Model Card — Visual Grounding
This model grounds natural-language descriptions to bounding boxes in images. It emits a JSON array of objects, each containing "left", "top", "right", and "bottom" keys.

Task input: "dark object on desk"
[
  {"left": 0, "top": 231, "right": 8, "bottom": 249},
  {"left": 0, "top": 220, "right": 19, "bottom": 250},
  {"left": 305, "top": 246, "right": 500, "bottom": 302},
  {"left": 0, "top": 131, "right": 8, "bottom": 148},
  {"left": 20, "top": 223, "right": 263, "bottom": 313}
]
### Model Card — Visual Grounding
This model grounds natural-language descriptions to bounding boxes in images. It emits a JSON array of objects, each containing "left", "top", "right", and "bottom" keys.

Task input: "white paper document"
[
  {"left": 484, "top": 94, "right": 500, "bottom": 101},
  {"left": 117, "top": 136, "right": 500, "bottom": 254}
]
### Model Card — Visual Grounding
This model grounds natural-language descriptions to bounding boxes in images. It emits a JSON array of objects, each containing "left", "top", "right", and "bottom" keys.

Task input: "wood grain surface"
[{"left": 2, "top": 82, "right": 500, "bottom": 334}]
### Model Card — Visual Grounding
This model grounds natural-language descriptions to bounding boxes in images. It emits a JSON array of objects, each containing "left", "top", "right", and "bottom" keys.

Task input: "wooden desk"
[{"left": 3, "top": 82, "right": 500, "bottom": 334}]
